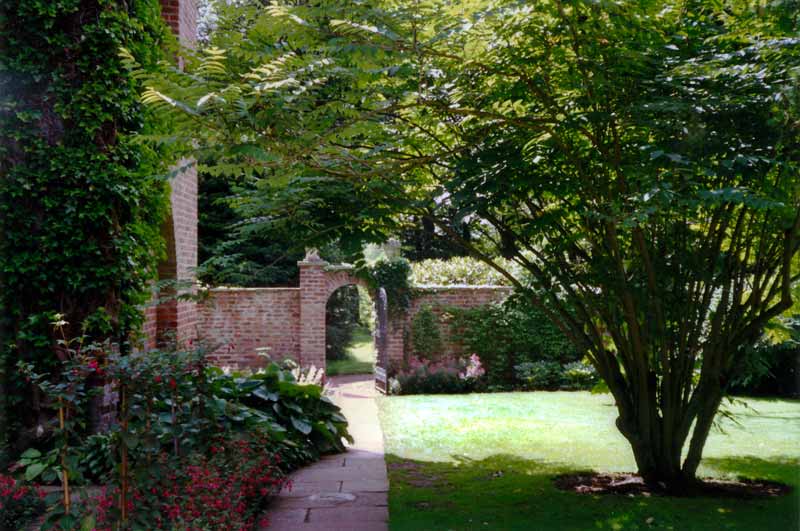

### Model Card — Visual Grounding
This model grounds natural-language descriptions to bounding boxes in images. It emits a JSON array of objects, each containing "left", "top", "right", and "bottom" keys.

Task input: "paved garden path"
[{"left": 261, "top": 374, "right": 389, "bottom": 531}]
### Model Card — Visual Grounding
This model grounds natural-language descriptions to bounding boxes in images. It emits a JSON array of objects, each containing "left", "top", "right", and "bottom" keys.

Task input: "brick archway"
[{"left": 299, "top": 253, "right": 372, "bottom": 370}]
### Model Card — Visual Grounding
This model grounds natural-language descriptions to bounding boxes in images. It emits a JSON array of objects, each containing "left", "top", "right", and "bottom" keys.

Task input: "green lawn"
[
  {"left": 326, "top": 326, "right": 376, "bottom": 376},
  {"left": 378, "top": 392, "right": 800, "bottom": 530}
]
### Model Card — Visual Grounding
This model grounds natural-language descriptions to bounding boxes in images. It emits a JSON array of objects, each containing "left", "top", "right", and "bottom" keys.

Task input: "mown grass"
[
  {"left": 326, "top": 326, "right": 375, "bottom": 376},
  {"left": 378, "top": 392, "right": 800, "bottom": 530}
]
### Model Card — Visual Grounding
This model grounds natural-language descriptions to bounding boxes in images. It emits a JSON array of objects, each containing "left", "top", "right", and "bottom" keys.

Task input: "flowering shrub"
[
  {"left": 448, "top": 292, "right": 582, "bottom": 388},
  {"left": 76, "top": 435, "right": 288, "bottom": 531},
  {"left": 20, "top": 335, "right": 350, "bottom": 531},
  {"left": 0, "top": 474, "right": 45, "bottom": 530},
  {"left": 459, "top": 354, "right": 485, "bottom": 381},
  {"left": 392, "top": 356, "right": 485, "bottom": 395},
  {"left": 157, "top": 436, "right": 286, "bottom": 530}
]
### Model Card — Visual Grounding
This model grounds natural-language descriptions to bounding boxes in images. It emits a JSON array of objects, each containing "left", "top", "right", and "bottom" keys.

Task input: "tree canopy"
[{"left": 136, "top": 0, "right": 800, "bottom": 488}]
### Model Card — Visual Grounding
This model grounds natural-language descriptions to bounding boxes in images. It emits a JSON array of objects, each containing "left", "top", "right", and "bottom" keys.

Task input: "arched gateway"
[{"left": 299, "top": 251, "right": 389, "bottom": 390}]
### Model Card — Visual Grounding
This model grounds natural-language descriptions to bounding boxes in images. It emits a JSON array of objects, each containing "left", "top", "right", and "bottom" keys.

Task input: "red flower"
[{"left": 154, "top": 375, "right": 162, "bottom": 383}]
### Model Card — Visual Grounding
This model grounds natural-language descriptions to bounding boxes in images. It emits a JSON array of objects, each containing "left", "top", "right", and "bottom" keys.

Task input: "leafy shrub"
[
  {"left": 449, "top": 291, "right": 581, "bottom": 388},
  {"left": 326, "top": 285, "right": 360, "bottom": 361},
  {"left": 411, "top": 305, "right": 444, "bottom": 361},
  {"left": 78, "top": 434, "right": 116, "bottom": 485},
  {"left": 514, "top": 361, "right": 564, "bottom": 390},
  {"left": 396, "top": 366, "right": 468, "bottom": 395},
  {"left": 410, "top": 256, "right": 520, "bottom": 286},
  {"left": 0, "top": 473, "right": 45, "bottom": 531},
  {"left": 514, "top": 360, "right": 598, "bottom": 391},
  {"left": 357, "top": 285, "right": 375, "bottom": 329},
  {"left": 205, "top": 363, "right": 353, "bottom": 462},
  {"left": 561, "top": 361, "right": 599, "bottom": 390},
  {"left": 729, "top": 340, "right": 799, "bottom": 398}
]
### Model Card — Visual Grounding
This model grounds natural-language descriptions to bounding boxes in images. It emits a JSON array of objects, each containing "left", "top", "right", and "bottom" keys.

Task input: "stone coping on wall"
[
  {"left": 202, "top": 284, "right": 510, "bottom": 291},
  {"left": 323, "top": 263, "right": 356, "bottom": 272}
]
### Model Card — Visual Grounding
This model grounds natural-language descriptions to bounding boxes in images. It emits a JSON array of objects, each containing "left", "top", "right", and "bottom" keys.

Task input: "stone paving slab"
[
  {"left": 307, "top": 506, "right": 389, "bottom": 523},
  {"left": 340, "top": 479, "right": 390, "bottom": 493},
  {"left": 275, "top": 491, "right": 386, "bottom": 510},
  {"left": 265, "top": 508, "right": 308, "bottom": 525},
  {"left": 292, "top": 464, "right": 388, "bottom": 482},
  {"left": 261, "top": 375, "right": 388, "bottom": 531},
  {"left": 280, "top": 480, "right": 344, "bottom": 497}
]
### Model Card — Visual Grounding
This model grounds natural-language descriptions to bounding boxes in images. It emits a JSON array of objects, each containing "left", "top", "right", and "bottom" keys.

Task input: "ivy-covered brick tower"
[{"left": 0, "top": 0, "right": 175, "bottom": 464}]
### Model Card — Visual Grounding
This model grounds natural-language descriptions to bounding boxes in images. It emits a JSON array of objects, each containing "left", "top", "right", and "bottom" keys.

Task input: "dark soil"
[
  {"left": 553, "top": 472, "right": 792, "bottom": 499},
  {"left": 388, "top": 460, "right": 447, "bottom": 488}
]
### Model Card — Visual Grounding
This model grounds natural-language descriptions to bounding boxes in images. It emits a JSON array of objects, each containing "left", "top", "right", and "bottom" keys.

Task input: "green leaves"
[
  {"left": 23, "top": 463, "right": 47, "bottom": 482},
  {"left": 1, "top": 0, "right": 171, "bottom": 450},
  {"left": 290, "top": 416, "right": 313, "bottom": 435}
]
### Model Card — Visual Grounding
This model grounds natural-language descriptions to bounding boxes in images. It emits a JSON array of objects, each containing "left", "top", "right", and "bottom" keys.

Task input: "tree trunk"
[{"left": 609, "top": 373, "right": 724, "bottom": 493}]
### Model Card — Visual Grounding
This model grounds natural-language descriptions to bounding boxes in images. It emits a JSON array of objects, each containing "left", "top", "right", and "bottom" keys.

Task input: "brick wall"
[
  {"left": 160, "top": 0, "right": 198, "bottom": 46},
  {"left": 194, "top": 257, "right": 510, "bottom": 373},
  {"left": 142, "top": 2, "right": 198, "bottom": 350},
  {"left": 195, "top": 260, "right": 371, "bottom": 371},
  {"left": 170, "top": 159, "right": 198, "bottom": 345},
  {"left": 199, "top": 287, "right": 301, "bottom": 368},
  {"left": 142, "top": 304, "right": 158, "bottom": 350}
]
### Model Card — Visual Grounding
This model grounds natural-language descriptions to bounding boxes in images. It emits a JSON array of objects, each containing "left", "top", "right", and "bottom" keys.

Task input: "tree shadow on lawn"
[
  {"left": 385, "top": 453, "right": 800, "bottom": 531},
  {"left": 703, "top": 455, "right": 800, "bottom": 488}
]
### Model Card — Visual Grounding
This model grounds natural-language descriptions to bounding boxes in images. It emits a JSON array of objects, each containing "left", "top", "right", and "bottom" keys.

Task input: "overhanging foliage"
[{"left": 136, "top": 0, "right": 799, "bottom": 488}]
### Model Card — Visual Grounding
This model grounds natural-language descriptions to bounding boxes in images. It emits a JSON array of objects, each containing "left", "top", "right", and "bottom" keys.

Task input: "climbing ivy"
[
  {"left": 0, "top": 0, "right": 173, "bottom": 464},
  {"left": 357, "top": 259, "right": 413, "bottom": 318}
]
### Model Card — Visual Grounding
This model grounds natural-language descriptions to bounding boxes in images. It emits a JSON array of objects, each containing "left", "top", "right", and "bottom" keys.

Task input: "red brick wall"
[
  {"left": 142, "top": 2, "right": 198, "bottom": 350},
  {"left": 142, "top": 304, "right": 158, "bottom": 350},
  {"left": 298, "top": 258, "right": 328, "bottom": 369},
  {"left": 170, "top": 159, "right": 198, "bottom": 345},
  {"left": 198, "top": 288, "right": 301, "bottom": 368},
  {"left": 194, "top": 259, "right": 510, "bottom": 372},
  {"left": 160, "top": 0, "right": 197, "bottom": 46}
]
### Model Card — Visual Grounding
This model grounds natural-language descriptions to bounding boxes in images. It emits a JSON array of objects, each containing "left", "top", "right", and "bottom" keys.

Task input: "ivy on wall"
[
  {"left": 0, "top": 0, "right": 172, "bottom": 464},
  {"left": 356, "top": 258, "right": 413, "bottom": 318}
]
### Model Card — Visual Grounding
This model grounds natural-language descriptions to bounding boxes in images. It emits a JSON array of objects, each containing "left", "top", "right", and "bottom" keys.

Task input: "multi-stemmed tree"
[{"left": 137, "top": 0, "right": 799, "bottom": 489}]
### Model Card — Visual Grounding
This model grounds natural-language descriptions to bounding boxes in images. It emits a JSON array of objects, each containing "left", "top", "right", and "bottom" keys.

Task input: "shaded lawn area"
[
  {"left": 327, "top": 326, "right": 375, "bottom": 376},
  {"left": 378, "top": 392, "right": 800, "bottom": 530}
]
